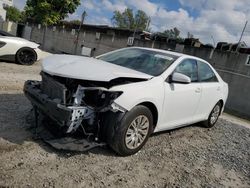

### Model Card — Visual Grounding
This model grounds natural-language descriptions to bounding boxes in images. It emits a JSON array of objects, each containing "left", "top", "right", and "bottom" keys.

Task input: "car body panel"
[
  {"left": 42, "top": 54, "right": 153, "bottom": 82},
  {"left": 0, "top": 35, "right": 42, "bottom": 61},
  {"left": 109, "top": 76, "right": 165, "bottom": 123},
  {"left": 157, "top": 82, "right": 202, "bottom": 131}
]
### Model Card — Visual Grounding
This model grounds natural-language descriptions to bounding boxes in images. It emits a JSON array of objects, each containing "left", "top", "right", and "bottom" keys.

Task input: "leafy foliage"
[
  {"left": 69, "top": 20, "right": 82, "bottom": 25},
  {"left": 112, "top": 8, "right": 150, "bottom": 30},
  {"left": 163, "top": 27, "right": 180, "bottom": 39},
  {"left": 4, "top": 6, "right": 22, "bottom": 22},
  {"left": 24, "top": 0, "right": 81, "bottom": 25},
  {"left": 154, "top": 27, "right": 185, "bottom": 43}
]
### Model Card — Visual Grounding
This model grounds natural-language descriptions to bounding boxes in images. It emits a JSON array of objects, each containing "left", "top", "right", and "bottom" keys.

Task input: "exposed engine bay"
[{"left": 24, "top": 71, "right": 146, "bottom": 151}]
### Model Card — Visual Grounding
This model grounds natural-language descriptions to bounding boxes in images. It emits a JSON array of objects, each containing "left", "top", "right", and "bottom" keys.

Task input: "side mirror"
[{"left": 168, "top": 72, "right": 191, "bottom": 84}]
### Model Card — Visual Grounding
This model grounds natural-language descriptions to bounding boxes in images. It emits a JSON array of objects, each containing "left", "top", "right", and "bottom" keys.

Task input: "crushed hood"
[{"left": 42, "top": 55, "right": 152, "bottom": 82}]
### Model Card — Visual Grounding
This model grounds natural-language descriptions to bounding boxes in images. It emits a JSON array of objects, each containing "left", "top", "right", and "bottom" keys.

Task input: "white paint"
[
  {"left": 127, "top": 37, "right": 134, "bottom": 46},
  {"left": 81, "top": 46, "right": 92, "bottom": 57},
  {"left": 245, "top": 55, "right": 250, "bottom": 66}
]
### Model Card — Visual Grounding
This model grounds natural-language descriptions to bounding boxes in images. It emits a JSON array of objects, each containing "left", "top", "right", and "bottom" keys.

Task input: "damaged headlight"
[
  {"left": 65, "top": 85, "right": 123, "bottom": 133},
  {"left": 73, "top": 85, "right": 123, "bottom": 110}
]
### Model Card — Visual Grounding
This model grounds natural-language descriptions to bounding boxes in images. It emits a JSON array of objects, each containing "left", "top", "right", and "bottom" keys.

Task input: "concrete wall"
[
  {"left": 29, "top": 26, "right": 129, "bottom": 55},
  {"left": 25, "top": 25, "right": 250, "bottom": 119},
  {"left": 28, "top": 25, "right": 176, "bottom": 56},
  {"left": 0, "top": 21, "right": 17, "bottom": 35}
]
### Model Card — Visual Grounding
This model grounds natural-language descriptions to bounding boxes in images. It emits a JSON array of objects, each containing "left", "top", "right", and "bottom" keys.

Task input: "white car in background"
[
  {"left": 24, "top": 47, "right": 228, "bottom": 156},
  {"left": 0, "top": 30, "right": 42, "bottom": 65}
]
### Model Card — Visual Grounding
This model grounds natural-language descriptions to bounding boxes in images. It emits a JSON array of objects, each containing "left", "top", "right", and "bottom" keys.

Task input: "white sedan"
[
  {"left": 24, "top": 47, "right": 228, "bottom": 156},
  {"left": 0, "top": 30, "right": 42, "bottom": 65}
]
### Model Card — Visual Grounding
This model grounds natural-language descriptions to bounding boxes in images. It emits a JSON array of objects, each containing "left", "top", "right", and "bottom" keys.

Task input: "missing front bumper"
[
  {"left": 24, "top": 80, "right": 106, "bottom": 151},
  {"left": 24, "top": 80, "right": 72, "bottom": 127},
  {"left": 24, "top": 80, "right": 94, "bottom": 133}
]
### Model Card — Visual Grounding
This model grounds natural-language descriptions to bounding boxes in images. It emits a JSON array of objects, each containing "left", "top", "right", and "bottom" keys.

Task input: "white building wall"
[
  {"left": 0, "top": 0, "right": 13, "bottom": 7},
  {"left": 0, "top": 0, "right": 13, "bottom": 21},
  {"left": 0, "top": 8, "right": 6, "bottom": 21}
]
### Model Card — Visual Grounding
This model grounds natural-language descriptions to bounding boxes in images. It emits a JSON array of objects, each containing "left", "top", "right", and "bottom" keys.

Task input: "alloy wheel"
[
  {"left": 210, "top": 104, "right": 220, "bottom": 124},
  {"left": 125, "top": 115, "right": 150, "bottom": 149}
]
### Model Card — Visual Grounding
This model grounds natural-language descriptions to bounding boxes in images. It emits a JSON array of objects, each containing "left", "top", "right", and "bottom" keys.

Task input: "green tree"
[
  {"left": 163, "top": 27, "right": 180, "bottom": 39},
  {"left": 135, "top": 10, "right": 150, "bottom": 31},
  {"left": 24, "top": 0, "right": 81, "bottom": 25},
  {"left": 112, "top": 8, "right": 150, "bottom": 30},
  {"left": 69, "top": 19, "right": 82, "bottom": 25},
  {"left": 4, "top": 6, "right": 22, "bottom": 22}
]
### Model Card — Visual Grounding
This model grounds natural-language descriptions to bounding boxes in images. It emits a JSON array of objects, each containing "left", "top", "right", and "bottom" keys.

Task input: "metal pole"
[
  {"left": 132, "top": 20, "right": 138, "bottom": 39},
  {"left": 211, "top": 35, "right": 215, "bottom": 47},
  {"left": 74, "top": 11, "right": 86, "bottom": 55},
  {"left": 42, "top": 25, "right": 47, "bottom": 50},
  {"left": 237, "top": 21, "right": 248, "bottom": 49}
]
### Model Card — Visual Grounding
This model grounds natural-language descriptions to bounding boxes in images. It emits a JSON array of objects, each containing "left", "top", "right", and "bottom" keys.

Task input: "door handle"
[
  {"left": 217, "top": 87, "right": 221, "bottom": 91},
  {"left": 195, "top": 88, "right": 201, "bottom": 93}
]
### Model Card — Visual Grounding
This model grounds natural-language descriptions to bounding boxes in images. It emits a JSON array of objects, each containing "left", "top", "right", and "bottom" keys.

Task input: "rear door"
[{"left": 195, "top": 61, "right": 221, "bottom": 120}]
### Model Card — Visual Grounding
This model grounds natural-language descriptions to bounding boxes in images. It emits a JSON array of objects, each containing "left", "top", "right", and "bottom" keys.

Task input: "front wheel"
[
  {"left": 16, "top": 47, "right": 37, "bottom": 65},
  {"left": 202, "top": 102, "right": 222, "bottom": 128},
  {"left": 107, "top": 105, "right": 153, "bottom": 156}
]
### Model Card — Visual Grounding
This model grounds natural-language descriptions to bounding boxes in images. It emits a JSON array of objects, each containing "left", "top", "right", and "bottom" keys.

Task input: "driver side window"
[{"left": 174, "top": 59, "right": 198, "bottom": 82}]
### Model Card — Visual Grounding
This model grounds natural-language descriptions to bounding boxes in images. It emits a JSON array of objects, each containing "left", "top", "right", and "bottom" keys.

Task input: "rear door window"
[{"left": 198, "top": 61, "right": 218, "bottom": 82}]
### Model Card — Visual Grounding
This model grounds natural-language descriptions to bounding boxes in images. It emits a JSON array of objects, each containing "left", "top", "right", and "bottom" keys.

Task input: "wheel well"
[
  {"left": 15, "top": 47, "right": 37, "bottom": 65},
  {"left": 219, "top": 99, "right": 224, "bottom": 108},
  {"left": 138, "top": 102, "right": 158, "bottom": 127},
  {"left": 16, "top": 47, "right": 37, "bottom": 59}
]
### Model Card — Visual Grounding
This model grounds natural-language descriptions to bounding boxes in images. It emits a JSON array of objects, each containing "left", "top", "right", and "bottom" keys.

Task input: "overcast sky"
[{"left": 13, "top": 0, "right": 250, "bottom": 45}]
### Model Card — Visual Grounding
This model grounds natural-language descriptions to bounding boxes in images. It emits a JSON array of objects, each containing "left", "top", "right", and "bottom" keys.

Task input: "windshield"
[{"left": 98, "top": 48, "right": 178, "bottom": 76}]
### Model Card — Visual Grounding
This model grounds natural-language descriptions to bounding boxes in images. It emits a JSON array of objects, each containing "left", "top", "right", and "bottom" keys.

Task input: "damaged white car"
[{"left": 24, "top": 47, "right": 228, "bottom": 156}]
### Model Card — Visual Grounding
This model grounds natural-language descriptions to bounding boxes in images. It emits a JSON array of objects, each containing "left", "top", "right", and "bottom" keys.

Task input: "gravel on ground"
[{"left": 0, "top": 58, "right": 249, "bottom": 188}]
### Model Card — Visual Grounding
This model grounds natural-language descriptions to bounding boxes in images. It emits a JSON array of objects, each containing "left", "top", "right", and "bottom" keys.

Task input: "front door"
[{"left": 158, "top": 59, "right": 202, "bottom": 131}]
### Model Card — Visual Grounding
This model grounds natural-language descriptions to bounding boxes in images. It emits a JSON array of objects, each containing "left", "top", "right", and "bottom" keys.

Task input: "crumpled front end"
[{"left": 24, "top": 72, "right": 127, "bottom": 150}]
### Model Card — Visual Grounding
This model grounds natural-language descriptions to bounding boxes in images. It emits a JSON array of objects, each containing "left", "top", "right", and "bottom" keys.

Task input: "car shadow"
[
  {"left": 0, "top": 59, "right": 15, "bottom": 64},
  {"left": 151, "top": 122, "right": 206, "bottom": 137},
  {"left": 0, "top": 93, "right": 116, "bottom": 158}
]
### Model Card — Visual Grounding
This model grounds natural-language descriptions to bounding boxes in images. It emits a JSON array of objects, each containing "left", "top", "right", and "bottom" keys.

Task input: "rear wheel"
[
  {"left": 202, "top": 102, "right": 222, "bottom": 128},
  {"left": 106, "top": 105, "right": 153, "bottom": 156},
  {"left": 16, "top": 47, "right": 37, "bottom": 65}
]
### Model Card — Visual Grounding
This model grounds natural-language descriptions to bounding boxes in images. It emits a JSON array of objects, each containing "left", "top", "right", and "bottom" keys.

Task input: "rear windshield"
[{"left": 98, "top": 48, "right": 178, "bottom": 76}]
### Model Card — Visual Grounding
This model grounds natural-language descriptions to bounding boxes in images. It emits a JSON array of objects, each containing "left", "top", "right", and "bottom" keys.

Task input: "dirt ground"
[{"left": 0, "top": 59, "right": 250, "bottom": 188}]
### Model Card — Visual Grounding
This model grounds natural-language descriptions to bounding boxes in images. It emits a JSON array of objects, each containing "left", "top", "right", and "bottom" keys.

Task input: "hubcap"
[
  {"left": 210, "top": 105, "right": 220, "bottom": 124},
  {"left": 125, "top": 115, "right": 149, "bottom": 149}
]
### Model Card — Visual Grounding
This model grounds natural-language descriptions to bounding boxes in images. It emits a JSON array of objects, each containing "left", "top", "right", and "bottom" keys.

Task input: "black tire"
[
  {"left": 16, "top": 47, "right": 37, "bottom": 65},
  {"left": 202, "top": 102, "right": 222, "bottom": 128},
  {"left": 106, "top": 105, "right": 153, "bottom": 156}
]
